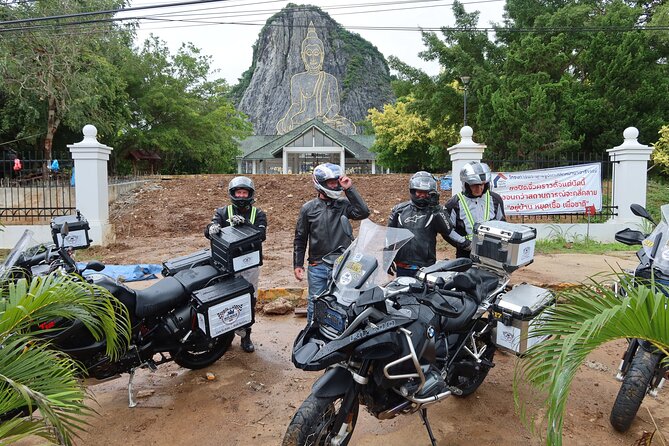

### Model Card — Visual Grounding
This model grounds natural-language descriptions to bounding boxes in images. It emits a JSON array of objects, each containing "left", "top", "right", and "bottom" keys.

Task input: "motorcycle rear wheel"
[
  {"left": 449, "top": 334, "right": 496, "bottom": 397},
  {"left": 171, "top": 331, "right": 234, "bottom": 369},
  {"left": 282, "top": 393, "right": 360, "bottom": 446},
  {"left": 610, "top": 348, "right": 661, "bottom": 432}
]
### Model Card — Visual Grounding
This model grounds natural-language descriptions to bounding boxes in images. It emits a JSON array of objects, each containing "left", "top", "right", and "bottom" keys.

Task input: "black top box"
[
  {"left": 51, "top": 213, "right": 91, "bottom": 250},
  {"left": 162, "top": 249, "right": 212, "bottom": 277},
  {"left": 210, "top": 225, "right": 263, "bottom": 274}
]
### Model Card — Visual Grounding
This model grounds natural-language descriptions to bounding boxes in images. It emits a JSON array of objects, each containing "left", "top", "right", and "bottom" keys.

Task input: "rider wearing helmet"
[
  {"left": 445, "top": 162, "right": 505, "bottom": 258},
  {"left": 293, "top": 163, "right": 370, "bottom": 323},
  {"left": 388, "top": 171, "right": 457, "bottom": 277},
  {"left": 204, "top": 176, "right": 267, "bottom": 353}
]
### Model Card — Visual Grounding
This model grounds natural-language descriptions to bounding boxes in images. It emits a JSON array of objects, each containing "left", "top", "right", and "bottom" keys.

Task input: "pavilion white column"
[
  {"left": 67, "top": 125, "right": 113, "bottom": 246},
  {"left": 371, "top": 160, "right": 376, "bottom": 174},
  {"left": 252, "top": 160, "right": 257, "bottom": 174},
  {"left": 339, "top": 148, "right": 345, "bottom": 172},
  {"left": 282, "top": 149, "right": 288, "bottom": 174},
  {"left": 447, "top": 126, "right": 487, "bottom": 196},
  {"left": 607, "top": 127, "right": 654, "bottom": 223}
]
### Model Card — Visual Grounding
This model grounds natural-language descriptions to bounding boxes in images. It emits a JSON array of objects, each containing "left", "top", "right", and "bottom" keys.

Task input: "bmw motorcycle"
[
  {"left": 282, "top": 219, "right": 515, "bottom": 446},
  {"left": 609, "top": 204, "right": 668, "bottom": 432},
  {"left": 1, "top": 223, "right": 256, "bottom": 407}
]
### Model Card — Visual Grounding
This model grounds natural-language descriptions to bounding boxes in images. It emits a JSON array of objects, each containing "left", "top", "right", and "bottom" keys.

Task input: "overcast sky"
[{"left": 123, "top": 0, "right": 507, "bottom": 85}]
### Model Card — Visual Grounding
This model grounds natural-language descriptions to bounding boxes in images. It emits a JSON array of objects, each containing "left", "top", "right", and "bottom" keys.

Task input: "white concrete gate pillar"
[
  {"left": 447, "top": 126, "right": 487, "bottom": 196},
  {"left": 607, "top": 127, "right": 654, "bottom": 223},
  {"left": 67, "top": 125, "right": 113, "bottom": 246}
]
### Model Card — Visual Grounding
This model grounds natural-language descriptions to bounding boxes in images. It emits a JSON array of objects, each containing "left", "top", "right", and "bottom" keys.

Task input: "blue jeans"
[{"left": 307, "top": 263, "right": 332, "bottom": 324}]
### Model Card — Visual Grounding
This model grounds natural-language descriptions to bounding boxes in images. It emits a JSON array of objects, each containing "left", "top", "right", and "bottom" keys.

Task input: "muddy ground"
[{"left": 72, "top": 175, "right": 667, "bottom": 446}]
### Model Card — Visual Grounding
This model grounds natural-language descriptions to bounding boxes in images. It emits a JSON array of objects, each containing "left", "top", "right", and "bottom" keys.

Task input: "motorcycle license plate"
[{"left": 314, "top": 301, "right": 347, "bottom": 333}]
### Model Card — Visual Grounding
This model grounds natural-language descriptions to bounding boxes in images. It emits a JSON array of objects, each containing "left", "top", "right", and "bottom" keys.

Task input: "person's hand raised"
[{"left": 339, "top": 176, "right": 352, "bottom": 190}]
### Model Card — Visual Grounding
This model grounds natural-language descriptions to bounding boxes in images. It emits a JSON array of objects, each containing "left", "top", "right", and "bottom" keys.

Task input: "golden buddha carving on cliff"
[{"left": 276, "top": 22, "right": 356, "bottom": 135}]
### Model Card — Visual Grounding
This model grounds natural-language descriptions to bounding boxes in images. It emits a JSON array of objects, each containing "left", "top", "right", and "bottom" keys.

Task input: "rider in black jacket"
[
  {"left": 204, "top": 176, "right": 267, "bottom": 353},
  {"left": 388, "top": 171, "right": 458, "bottom": 277},
  {"left": 293, "top": 163, "right": 370, "bottom": 323}
]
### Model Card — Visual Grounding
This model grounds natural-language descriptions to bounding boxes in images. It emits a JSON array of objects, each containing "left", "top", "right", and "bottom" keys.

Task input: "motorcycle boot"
[{"left": 239, "top": 327, "right": 255, "bottom": 353}]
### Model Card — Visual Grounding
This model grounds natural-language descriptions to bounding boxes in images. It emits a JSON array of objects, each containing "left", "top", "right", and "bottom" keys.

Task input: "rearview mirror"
[{"left": 630, "top": 204, "right": 656, "bottom": 225}]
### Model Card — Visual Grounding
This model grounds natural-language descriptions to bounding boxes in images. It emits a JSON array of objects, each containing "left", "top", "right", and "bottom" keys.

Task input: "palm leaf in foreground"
[
  {"left": 0, "top": 272, "right": 131, "bottom": 445},
  {"left": 514, "top": 272, "right": 669, "bottom": 446}
]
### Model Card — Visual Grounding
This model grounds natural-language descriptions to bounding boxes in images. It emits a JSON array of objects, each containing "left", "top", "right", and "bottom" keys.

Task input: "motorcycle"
[
  {"left": 0, "top": 216, "right": 259, "bottom": 407},
  {"left": 609, "top": 203, "right": 668, "bottom": 432},
  {"left": 282, "top": 218, "right": 545, "bottom": 446}
]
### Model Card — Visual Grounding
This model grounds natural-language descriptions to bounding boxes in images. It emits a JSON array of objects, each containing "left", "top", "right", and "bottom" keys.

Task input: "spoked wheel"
[
  {"left": 448, "top": 333, "right": 496, "bottom": 397},
  {"left": 610, "top": 348, "right": 661, "bottom": 432},
  {"left": 282, "top": 393, "right": 360, "bottom": 446},
  {"left": 171, "top": 332, "right": 235, "bottom": 369}
]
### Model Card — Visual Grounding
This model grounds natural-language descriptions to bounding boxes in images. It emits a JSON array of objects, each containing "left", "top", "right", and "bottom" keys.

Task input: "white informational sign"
[{"left": 491, "top": 163, "right": 602, "bottom": 215}]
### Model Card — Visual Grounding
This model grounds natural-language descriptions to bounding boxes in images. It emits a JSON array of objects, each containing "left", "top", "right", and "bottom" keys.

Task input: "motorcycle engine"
[{"left": 155, "top": 305, "right": 193, "bottom": 343}]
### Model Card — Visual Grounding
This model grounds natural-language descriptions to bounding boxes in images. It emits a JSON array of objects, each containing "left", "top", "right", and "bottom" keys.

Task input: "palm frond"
[
  {"left": 0, "top": 273, "right": 131, "bottom": 359},
  {"left": 515, "top": 272, "right": 669, "bottom": 446}
]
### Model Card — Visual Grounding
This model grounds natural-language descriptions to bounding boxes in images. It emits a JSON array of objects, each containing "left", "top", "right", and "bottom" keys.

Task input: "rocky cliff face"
[{"left": 234, "top": 5, "right": 395, "bottom": 135}]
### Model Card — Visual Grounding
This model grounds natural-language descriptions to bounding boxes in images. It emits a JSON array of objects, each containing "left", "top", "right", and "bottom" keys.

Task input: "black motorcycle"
[
  {"left": 281, "top": 219, "right": 537, "bottom": 446},
  {"left": 609, "top": 203, "right": 668, "bottom": 432},
  {"left": 1, "top": 218, "right": 259, "bottom": 407}
]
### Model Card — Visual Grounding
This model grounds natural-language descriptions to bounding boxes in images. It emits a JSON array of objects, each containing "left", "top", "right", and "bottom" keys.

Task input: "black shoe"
[{"left": 241, "top": 334, "right": 255, "bottom": 353}]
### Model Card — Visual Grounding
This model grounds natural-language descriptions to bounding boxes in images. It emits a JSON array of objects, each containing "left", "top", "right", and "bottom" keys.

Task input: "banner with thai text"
[{"left": 491, "top": 163, "right": 602, "bottom": 215}]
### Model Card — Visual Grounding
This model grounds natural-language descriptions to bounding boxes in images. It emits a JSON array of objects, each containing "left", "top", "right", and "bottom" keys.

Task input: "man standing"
[
  {"left": 205, "top": 176, "right": 267, "bottom": 353},
  {"left": 293, "top": 163, "right": 370, "bottom": 323},
  {"left": 387, "top": 171, "right": 458, "bottom": 276},
  {"left": 445, "top": 162, "right": 505, "bottom": 258}
]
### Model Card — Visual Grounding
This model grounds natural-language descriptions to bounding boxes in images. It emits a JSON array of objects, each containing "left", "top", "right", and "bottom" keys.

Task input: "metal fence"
[
  {"left": 482, "top": 152, "right": 616, "bottom": 224},
  {"left": 0, "top": 151, "right": 75, "bottom": 224}
]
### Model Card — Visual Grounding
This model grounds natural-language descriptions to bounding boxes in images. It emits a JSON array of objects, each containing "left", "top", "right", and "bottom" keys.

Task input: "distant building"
[{"left": 237, "top": 118, "right": 378, "bottom": 174}]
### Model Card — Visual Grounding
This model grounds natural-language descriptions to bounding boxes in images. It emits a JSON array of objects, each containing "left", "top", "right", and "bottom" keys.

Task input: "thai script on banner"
[{"left": 491, "top": 163, "right": 602, "bottom": 215}]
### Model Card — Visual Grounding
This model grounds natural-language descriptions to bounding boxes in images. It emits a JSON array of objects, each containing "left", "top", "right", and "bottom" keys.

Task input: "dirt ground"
[{"left": 73, "top": 175, "right": 667, "bottom": 446}]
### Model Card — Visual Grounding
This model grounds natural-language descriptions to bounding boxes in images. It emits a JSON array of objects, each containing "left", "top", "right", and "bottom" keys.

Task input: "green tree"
[
  {"left": 368, "top": 97, "right": 456, "bottom": 171},
  {"left": 0, "top": 273, "right": 130, "bottom": 445},
  {"left": 0, "top": 0, "right": 131, "bottom": 161},
  {"left": 515, "top": 273, "right": 669, "bottom": 445},
  {"left": 651, "top": 125, "right": 669, "bottom": 175},
  {"left": 114, "top": 38, "right": 252, "bottom": 174}
]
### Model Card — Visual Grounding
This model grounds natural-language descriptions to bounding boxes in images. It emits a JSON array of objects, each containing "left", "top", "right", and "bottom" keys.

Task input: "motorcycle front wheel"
[
  {"left": 170, "top": 331, "right": 235, "bottom": 369},
  {"left": 282, "top": 393, "right": 360, "bottom": 446},
  {"left": 610, "top": 347, "right": 661, "bottom": 432}
]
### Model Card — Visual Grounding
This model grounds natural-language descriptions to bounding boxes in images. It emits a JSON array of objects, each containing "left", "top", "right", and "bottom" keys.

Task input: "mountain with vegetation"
[{"left": 231, "top": 4, "right": 395, "bottom": 135}]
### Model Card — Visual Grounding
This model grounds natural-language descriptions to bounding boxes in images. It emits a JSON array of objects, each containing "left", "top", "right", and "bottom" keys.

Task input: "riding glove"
[
  {"left": 208, "top": 223, "right": 221, "bottom": 236},
  {"left": 231, "top": 215, "right": 246, "bottom": 226}
]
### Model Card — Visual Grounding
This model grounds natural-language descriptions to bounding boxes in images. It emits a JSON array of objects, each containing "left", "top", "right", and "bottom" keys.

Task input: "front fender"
[{"left": 312, "top": 366, "right": 354, "bottom": 398}]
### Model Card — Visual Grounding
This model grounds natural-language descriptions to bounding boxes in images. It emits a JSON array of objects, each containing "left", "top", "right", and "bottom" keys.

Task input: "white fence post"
[
  {"left": 447, "top": 126, "right": 487, "bottom": 195},
  {"left": 607, "top": 127, "right": 654, "bottom": 223},
  {"left": 67, "top": 125, "right": 114, "bottom": 246}
]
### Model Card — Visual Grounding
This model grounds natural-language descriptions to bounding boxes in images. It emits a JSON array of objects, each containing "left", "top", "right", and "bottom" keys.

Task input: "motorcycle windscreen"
[
  {"left": 643, "top": 204, "right": 669, "bottom": 278},
  {"left": 332, "top": 219, "right": 413, "bottom": 305},
  {"left": 0, "top": 229, "right": 34, "bottom": 279}
]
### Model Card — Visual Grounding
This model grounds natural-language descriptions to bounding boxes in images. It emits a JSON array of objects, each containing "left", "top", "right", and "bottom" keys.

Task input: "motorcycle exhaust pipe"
[{"left": 378, "top": 401, "right": 412, "bottom": 420}]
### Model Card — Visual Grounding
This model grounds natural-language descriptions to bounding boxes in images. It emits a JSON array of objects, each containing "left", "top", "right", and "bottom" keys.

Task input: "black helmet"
[
  {"left": 228, "top": 176, "right": 255, "bottom": 208},
  {"left": 312, "top": 163, "right": 344, "bottom": 199},
  {"left": 409, "top": 171, "right": 439, "bottom": 208},
  {"left": 460, "top": 162, "right": 491, "bottom": 197}
]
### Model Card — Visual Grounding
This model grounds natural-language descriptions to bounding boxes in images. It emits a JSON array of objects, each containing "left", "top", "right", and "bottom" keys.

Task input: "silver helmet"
[
  {"left": 409, "top": 171, "right": 439, "bottom": 207},
  {"left": 460, "top": 162, "right": 491, "bottom": 197},
  {"left": 228, "top": 176, "right": 255, "bottom": 208},
  {"left": 312, "top": 163, "right": 344, "bottom": 199}
]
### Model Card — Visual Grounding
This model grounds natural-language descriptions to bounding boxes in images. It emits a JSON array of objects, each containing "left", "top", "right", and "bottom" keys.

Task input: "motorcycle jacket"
[
  {"left": 387, "top": 201, "right": 454, "bottom": 269},
  {"left": 445, "top": 190, "right": 505, "bottom": 258},
  {"left": 204, "top": 204, "right": 267, "bottom": 241},
  {"left": 293, "top": 186, "right": 370, "bottom": 268}
]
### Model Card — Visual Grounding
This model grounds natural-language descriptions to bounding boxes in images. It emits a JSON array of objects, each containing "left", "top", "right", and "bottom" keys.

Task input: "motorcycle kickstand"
[
  {"left": 419, "top": 408, "right": 438, "bottom": 446},
  {"left": 127, "top": 361, "right": 158, "bottom": 408}
]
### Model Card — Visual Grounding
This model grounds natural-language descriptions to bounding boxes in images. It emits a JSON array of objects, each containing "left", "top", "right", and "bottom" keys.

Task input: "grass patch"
[{"left": 535, "top": 238, "right": 634, "bottom": 254}]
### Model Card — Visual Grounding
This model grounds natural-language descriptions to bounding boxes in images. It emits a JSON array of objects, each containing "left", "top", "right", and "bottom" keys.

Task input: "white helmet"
[
  {"left": 312, "top": 163, "right": 344, "bottom": 199},
  {"left": 460, "top": 162, "right": 491, "bottom": 197}
]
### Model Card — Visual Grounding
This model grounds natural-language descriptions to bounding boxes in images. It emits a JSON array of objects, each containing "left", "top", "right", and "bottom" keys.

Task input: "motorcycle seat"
[
  {"left": 174, "top": 265, "right": 223, "bottom": 293},
  {"left": 452, "top": 268, "right": 500, "bottom": 304},
  {"left": 438, "top": 295, "right": 478, "bottom": 331},
  {"left": 135, "top": 277, "right": 186, "bottom": 318}
]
